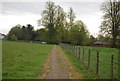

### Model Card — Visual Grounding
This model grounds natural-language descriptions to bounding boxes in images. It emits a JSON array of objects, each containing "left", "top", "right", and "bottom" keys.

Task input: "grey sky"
[
  {"left": 0, "top": 1, "right": 104, "bottom": 36},
  {"left": 2, "top": 2, "right": 45, "bottom": 15},
  {"left": 2, "top": 2, "right": 102, "bottom": 15}
]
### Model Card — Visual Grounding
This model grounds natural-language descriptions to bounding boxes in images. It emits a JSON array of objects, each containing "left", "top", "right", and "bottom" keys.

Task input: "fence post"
[
  {"left": 111, "top": 54, "right": 114, "bottom": 79},
  {"left": 75, "top": 46, "right": 77, "bottom": 58},
  {"left": 88, "top": 49, "right": 91, "bottom": 68},
  {"left": 78, "top": 47, "right": 80, "bottom": 60},
  {"left": 82, "top": 48, "right": 84, "bottom": 65},
  {"left": 96, "top": 51, "right": 99, "bottom": 75},
  {"left": 76, "top": 46, "right": 78, "bottom": 59},
  {"left": 75, "top": 46, "right": 77, "bottom": 57},
  {"left": 69, "top": 44, "right": 70, "bottom": 52},
  {"left": 72, "top": 45, "right": 74, "bottom": 54},
  {"left": 77, "top": 46, "right": 79, "bottom": 59},
  {"left": 70, "top": 44, "right": 72, "bottom": 53},
  {"left": 73, "top": 45, "right": 74, "bottom": 54},
  {"left": 74, "top": 45, "right": 76, "bottom": 56}
]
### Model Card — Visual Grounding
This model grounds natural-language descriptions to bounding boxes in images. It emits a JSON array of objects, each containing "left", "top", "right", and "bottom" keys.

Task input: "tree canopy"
[
  {"left": 7, "top": 1, "right": 91, "bottom": 46},
  {"left": 70, "top": 20, "right": 90, "bottom": 45}
]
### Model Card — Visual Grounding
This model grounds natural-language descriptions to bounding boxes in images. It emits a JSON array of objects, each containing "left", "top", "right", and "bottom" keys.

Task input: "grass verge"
[{"left": 61, "top": 46, "right": 118, "bottom": 79}]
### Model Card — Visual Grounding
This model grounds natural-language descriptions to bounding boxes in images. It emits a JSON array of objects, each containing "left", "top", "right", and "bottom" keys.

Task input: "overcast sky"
[{"left": 0, "top": 0, "right": 105, "bottom": 37}]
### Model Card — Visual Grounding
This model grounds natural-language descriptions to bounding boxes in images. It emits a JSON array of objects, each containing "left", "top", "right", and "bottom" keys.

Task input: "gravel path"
[{"left": 45, "top": 45, "right": 69, "bottom": 79}]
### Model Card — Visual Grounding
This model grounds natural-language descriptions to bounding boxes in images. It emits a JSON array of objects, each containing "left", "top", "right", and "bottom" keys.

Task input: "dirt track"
[
  {"left": 45, "top": 45, "right": 83, "bottom": 79},
  {"left": 45, "top": 46, "right": 69, "bottom": 79}
]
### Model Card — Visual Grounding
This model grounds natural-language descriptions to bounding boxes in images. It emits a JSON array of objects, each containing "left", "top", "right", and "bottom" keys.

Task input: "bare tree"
[{"left": 100, "top": 0, "right": 120, "bottom": 48}]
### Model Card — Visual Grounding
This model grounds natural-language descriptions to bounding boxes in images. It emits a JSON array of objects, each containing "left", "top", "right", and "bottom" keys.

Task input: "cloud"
[
  {"left": 2, "top": 0, "right": 105, "bottom": 2},
  {"left": 0, "top": 14, "right": 41, "bottom": 34},
  {"left": 2, "top": 2, "right": 45, "bottom": 15},
  {"left": 0, "top": 1, "right": 104, "bottom": 36}
]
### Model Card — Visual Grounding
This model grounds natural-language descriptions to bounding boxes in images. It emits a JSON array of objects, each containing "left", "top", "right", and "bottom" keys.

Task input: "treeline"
[
  {"left": 7, "top": 24, "right": 37, "bottom": 41},
  {"left": 37, "top": 1, "right": 91, "bottom": 45},
  {"left": 7, "top": 1, "right": 94, "bottom": 45},
  {"left": 6, "top": 0, "right": 120, "bottom": 48},
  {"left": 7, "top": 22, "right": 93, "bottom": 45}
]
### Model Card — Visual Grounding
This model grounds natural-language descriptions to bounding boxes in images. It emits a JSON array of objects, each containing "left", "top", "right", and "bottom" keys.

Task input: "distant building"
[
  {"left": 0, "top": 33, "right": 5, "bottom": 40},
  {"left": 92, "top": 40, "right": 110, "bottom": 47},
  {"left": 93, "top": 40, "right": 103, "bottom": 45}
]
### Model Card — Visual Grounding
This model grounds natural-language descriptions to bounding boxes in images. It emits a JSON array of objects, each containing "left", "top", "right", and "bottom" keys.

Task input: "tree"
[
  {"left": 35, "top": 28, "right": 47, "bottom": 41},
  {"left": 100, "top": 0, "right": 120, "bottom": 48},
  {"left": 7, "top": 24, "right": 35, "bottom": 41},
  {"left": 97, "top": 34, "right": 111, "bottom": 43},
  {"left": 21, "top": 26, "right": 26, "bottom": 40},
  {"left": 26, "top": 24, "right": 34, "bottom": 40},
  {"left": 70, "top": 20, "right": 89, "bottom": 45},
  {"left": 7, "top": 24, "right": 22, "bottom": 40},
  {"left": 68, "top": 7, "right": 76, "bottom": 28},
  {"left": 55, "top": 5, "right": 67, "bottom": 42},
  {"left": 90, "top": 35, "right": 96, "bottom": 41},
  {"left": 38, "top": 1, "right": 91, "bottom": 44},
  {"left": 40, "top": 1, "right": 57, "bottom": 44},
  {"left": 10, "top": 34, "right": 18, "bottom": 41},
  {"left": 21, "top": 24, "right": 34, "bottom": 40}
]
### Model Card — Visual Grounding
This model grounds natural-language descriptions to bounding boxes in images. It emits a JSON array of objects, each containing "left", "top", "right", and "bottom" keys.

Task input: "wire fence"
[{"left": 59, "top": 43, "right": 118, "bottom": 79}]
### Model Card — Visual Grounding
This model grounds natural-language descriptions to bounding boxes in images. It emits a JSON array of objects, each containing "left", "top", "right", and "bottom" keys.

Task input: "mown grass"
[
  {"left": 2, "top": 41, "right": 53, "bottom": 79},
  {"left": 61, "top": 45, "right": 118, "bottom": 79}
]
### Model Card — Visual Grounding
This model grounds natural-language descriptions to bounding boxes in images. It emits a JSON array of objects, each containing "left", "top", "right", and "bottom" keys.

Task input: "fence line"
[{"left": 59, "top": 43, "right": 116, "bottom": 79}]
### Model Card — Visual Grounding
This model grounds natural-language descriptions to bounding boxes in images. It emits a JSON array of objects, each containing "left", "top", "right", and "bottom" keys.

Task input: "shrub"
[{"left": 10, "top": 34, "right": 18, "bottom": 41}]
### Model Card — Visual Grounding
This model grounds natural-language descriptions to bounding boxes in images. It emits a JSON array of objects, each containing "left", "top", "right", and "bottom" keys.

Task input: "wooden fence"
[{"left": 59, "top": 43, "right": 117, "bottom": 79}]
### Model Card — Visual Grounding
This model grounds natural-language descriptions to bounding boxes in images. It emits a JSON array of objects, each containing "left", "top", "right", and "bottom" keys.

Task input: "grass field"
[
  {"left": 2, "top": 41, "right": 53, "bottom": 79},
  {"left": 62, "top": 45, "right": 118, "bottom": 79}
]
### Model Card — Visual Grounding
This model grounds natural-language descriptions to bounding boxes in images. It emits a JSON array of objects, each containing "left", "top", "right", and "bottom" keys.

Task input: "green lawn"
[
  {"left": 2, "top": 41, "right": 53, "bottom": 79},
  {"left": 61, "top": 45, "right": 118, "bottom": 79}
]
